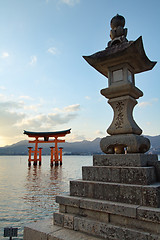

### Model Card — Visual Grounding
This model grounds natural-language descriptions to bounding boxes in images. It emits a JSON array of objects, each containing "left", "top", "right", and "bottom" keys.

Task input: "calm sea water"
[
  {"left": 0, "top": 155, "right": 160, "bottom": 239},
  {"left": 0, "top": 155, "right": 92, "bottom": 239}
]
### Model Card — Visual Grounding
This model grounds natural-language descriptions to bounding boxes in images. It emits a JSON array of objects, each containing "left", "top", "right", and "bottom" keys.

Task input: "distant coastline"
[{"left": 0, "top": 135, "right": 159, "bottom": 156}]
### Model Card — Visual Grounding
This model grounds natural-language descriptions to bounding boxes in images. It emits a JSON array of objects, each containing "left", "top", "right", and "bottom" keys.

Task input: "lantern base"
[{"left": 100, "top": 134, "right": 150, "bottom": 154}]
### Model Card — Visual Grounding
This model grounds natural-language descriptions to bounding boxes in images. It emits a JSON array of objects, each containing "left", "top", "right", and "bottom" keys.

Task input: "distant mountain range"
[{"left": 0, "top": 135, "right": 159, "bottom": 155}]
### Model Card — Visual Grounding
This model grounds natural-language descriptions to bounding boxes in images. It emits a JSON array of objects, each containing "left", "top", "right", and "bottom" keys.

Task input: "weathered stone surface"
[
  {"left": 93, "top": 154, "right": 158, "bottom": 167},
  {"left": 56, "top": 195, "right": 138, "bottom": 218},
  {"left": 110, "top": 214, "right": 160, "bottom": 234},
  {"left": 64, "top": 205, "right": 109, "bottom": 223},
  {"left": 74, "top": 216, "right": 100, "bottom": 235},
  {"left": 56, "top": 195, "right": 80, "bottom": 208},
  {"left": 70, "top": 180, "right": 136, "bottom": 204},
  {"left": 79, "top": 197, "right": 138, "bottom": 218},
  {"left": 53, "top": 208, "right": 160, "bottom": 238},
  {"left": 101, "top": 83, "right": 143, "bottom": 99},
  {"left": 70, "top": 180, "right": 160, "bottom": 207},
  {"left": 109, "top": 14, "right": 127, "bottom": 42},
  {"left": 82, "top": 166, "right": 156, "bottom": 185},
  {"left": 49, "top": 227, "right": 103, "bottom": 240},
  {"left": 65, "top": 205, "right": 79, "bottom": 215},
  {"left": 54, "top": 212, "right": 64, "bottom": 227},
  {"left": 24, "top": 227, "right": 48, "bottom": 240},
  {"left": 74, "top": 216, "right": 160, "bottom": 240},
  {"left": 70, "top": 180, "right": 120, "bottom": 202},
  {"left": 148, "top": 160, "right": 160, "bottom": 181},
  {"left": 84, "top": 27, "right": 156, "bottom": 154},
  {"left": 70, "top": 180, "right": 85, "bottom": 197},
  {"left": 120, "top": 166, "right": 156, "bottom": 185},
  {"left": 24, "top": 218, "right": 103, "bottom": 240},
  {"left": 137, "top": 206, "right": 160, "bottom": 223},
  {"left": 107, "top": 95, "right": 142, "bottom": 135},
  {"left": 64, "top": 214, "right": 74, "bottom": 229},
  {"left": 100, "top": 134, "right": 150, "bottom": 154},
  {"left": 99, "top": 222, "right": 160, "bottom": 240},
  {"left": 118, "top": 183, "right": 142, "bottom": 205},
  {"left": 142, "top": 184, "right": 160, "bottom": 208},
  {"left": 82, "top": 166, "right": 121, "bottom": 183},
  {"left": 83, "top": 37, "right": 156, "bottom": 79},
  {"left": 23, "top": 219, "right": 61, "bottom": 240},
  {"left": 59, "top": 204, "right": 66, "bottom": 213}
]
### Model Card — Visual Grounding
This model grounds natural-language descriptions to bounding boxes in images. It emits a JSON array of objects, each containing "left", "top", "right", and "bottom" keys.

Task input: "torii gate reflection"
[{"left": 24, "top": 129, "right": 71, "bottom": 167}]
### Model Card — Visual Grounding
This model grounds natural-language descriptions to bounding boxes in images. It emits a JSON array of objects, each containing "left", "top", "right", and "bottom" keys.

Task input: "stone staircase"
[{"left": 54, "top": 154, "right": 160, "bottom": 239}]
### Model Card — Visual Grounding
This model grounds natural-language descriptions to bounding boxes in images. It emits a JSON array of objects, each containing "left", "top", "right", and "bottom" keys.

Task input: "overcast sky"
[{"left": 0, "top": 0, "right": 159, "bottom": 146}]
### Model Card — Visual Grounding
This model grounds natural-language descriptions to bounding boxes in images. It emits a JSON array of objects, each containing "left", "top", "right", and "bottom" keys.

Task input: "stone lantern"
[
  {"left": 83, "top": 14, "right": 156, "bottom": 154},
  {"left": 24, "top": 15, "right": 160, "bottom": 240}
]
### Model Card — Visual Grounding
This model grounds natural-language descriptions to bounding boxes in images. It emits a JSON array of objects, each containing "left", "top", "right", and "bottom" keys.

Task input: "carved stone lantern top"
[
  {"left": 111, "top": 14, "right": 125, "bottom": 29},
  {"left": 83, "top": 14, "right": 156, "bottom": 78},
  {"left": 83, "top": 37, "right": 156, "bottom": 79},
  {"left": 83, "top": 15, "right": 157, "bottom": 154},
  {"left": 109, "top": 14, "right": 128, "bottom": 46}
]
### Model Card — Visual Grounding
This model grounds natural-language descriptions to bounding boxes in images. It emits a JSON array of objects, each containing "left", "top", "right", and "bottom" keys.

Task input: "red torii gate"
[{"left": 24, "top": 129, "right": 71, "bottom": 167}]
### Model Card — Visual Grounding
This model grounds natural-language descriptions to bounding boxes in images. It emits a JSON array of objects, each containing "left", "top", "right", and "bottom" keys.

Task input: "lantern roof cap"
[{"left": 83, "top": 36, "right": 156, "bottom": 78}]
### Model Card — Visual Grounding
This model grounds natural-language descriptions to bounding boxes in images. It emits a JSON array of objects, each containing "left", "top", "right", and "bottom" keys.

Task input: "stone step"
[
  {"left": 70, "top": 180, "right": 160, "bottom": 207},
  {"left": 56, "top": 196, "right": 160, "bottom": 235},
  {"left": 93, "top": 154, "right": 158, "bottom": 167},
  {"left": 56, "top": 195, "right": 160, "bottom": 224},
  {"left": 82, "top": 166, "right": 156, "bottom": 185},
  {"left": 23, "top": 218, "right": 103, "bottom": 240},
  {"left": 54, "top": 212, "right": 160, "bottom": 240},
  {"left": 27, "top": 216, "right": 159, "bottom": 240}
]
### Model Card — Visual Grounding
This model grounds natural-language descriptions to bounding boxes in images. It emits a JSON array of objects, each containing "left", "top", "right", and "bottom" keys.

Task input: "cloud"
[
  {"left": 85, "top": 96, "right": 91, "bottom": 100},
  {"left": 138, "top": 102, "right": 151, "bottom": 108},
  {"left": 64, "top": 104, "right": 80, "bottom": 112},
  {"left": 19, "top": 95, "right": 34, "bottom": 100},
  {"left": 29, "top": 55, "right": 37, "bottom": 65},
  {"left": 47, "top": 47, "right": 59, "bottom": 55},
  {"left": 0, "top": 86, "right": 6, "bottom": 90},
  {"left": 0, "top": 100, "right": 23, "bottom": 110},
  {"left": 0, "top": 93, "right": 7, "bottom": 101},
  {"left": 138, "top": 98, "right": 158, "bottom": 108},
  {"left": 16, "top": 104, "right": 80, "bottom": 130},
  {"left": 95, "top": 130, "right": 104, "bottom": 136},
  {"left": 16, "top": 114, "right": 46, "bottom": 129},
  {"left": 0, "top": 101, "right": 25, "bottom": 138},
  {"left": 17, "top": 111, "right": 79, "bottom": 130},
  {"left": 45, "top": 0, "right": 80, "bottom": 7},
  {"left": 15, "top": 113, "right": 63, "bottom": 130},
  {"left": 0, "top": 98, "right": 80, "bottom": 145},
  {"left": 1, "top": 52, "right": 9, "bottom": 58},
  {"left": 53, "top": 104, "right": 80, "bottom": 113},
  {"left": 152, "top": 98, "right": 158, "bottom": 102},
  {"left": 67, "top": 132, "right": 86, "bottom": 142},
  {"left": 60, "top": 0, "right": 80, "bottom": 6},
  {"left": 23, "top": 104, "right": 42, "bottom": 111}
]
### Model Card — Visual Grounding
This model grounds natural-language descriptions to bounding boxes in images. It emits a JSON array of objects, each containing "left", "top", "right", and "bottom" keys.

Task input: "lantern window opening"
[{"left": 108, "top": 63, "right": 135, "bottom": 87}]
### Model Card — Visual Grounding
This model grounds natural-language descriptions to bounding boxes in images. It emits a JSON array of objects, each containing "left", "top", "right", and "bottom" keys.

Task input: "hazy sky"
[{"left": 0, "top": 0, "right": 159, "bottom": 146}]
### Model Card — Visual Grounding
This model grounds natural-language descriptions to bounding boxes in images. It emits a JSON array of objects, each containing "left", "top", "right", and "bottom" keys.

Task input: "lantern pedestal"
[{"left": 100, "top": 134, "right": 150, "bottom": 154}]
